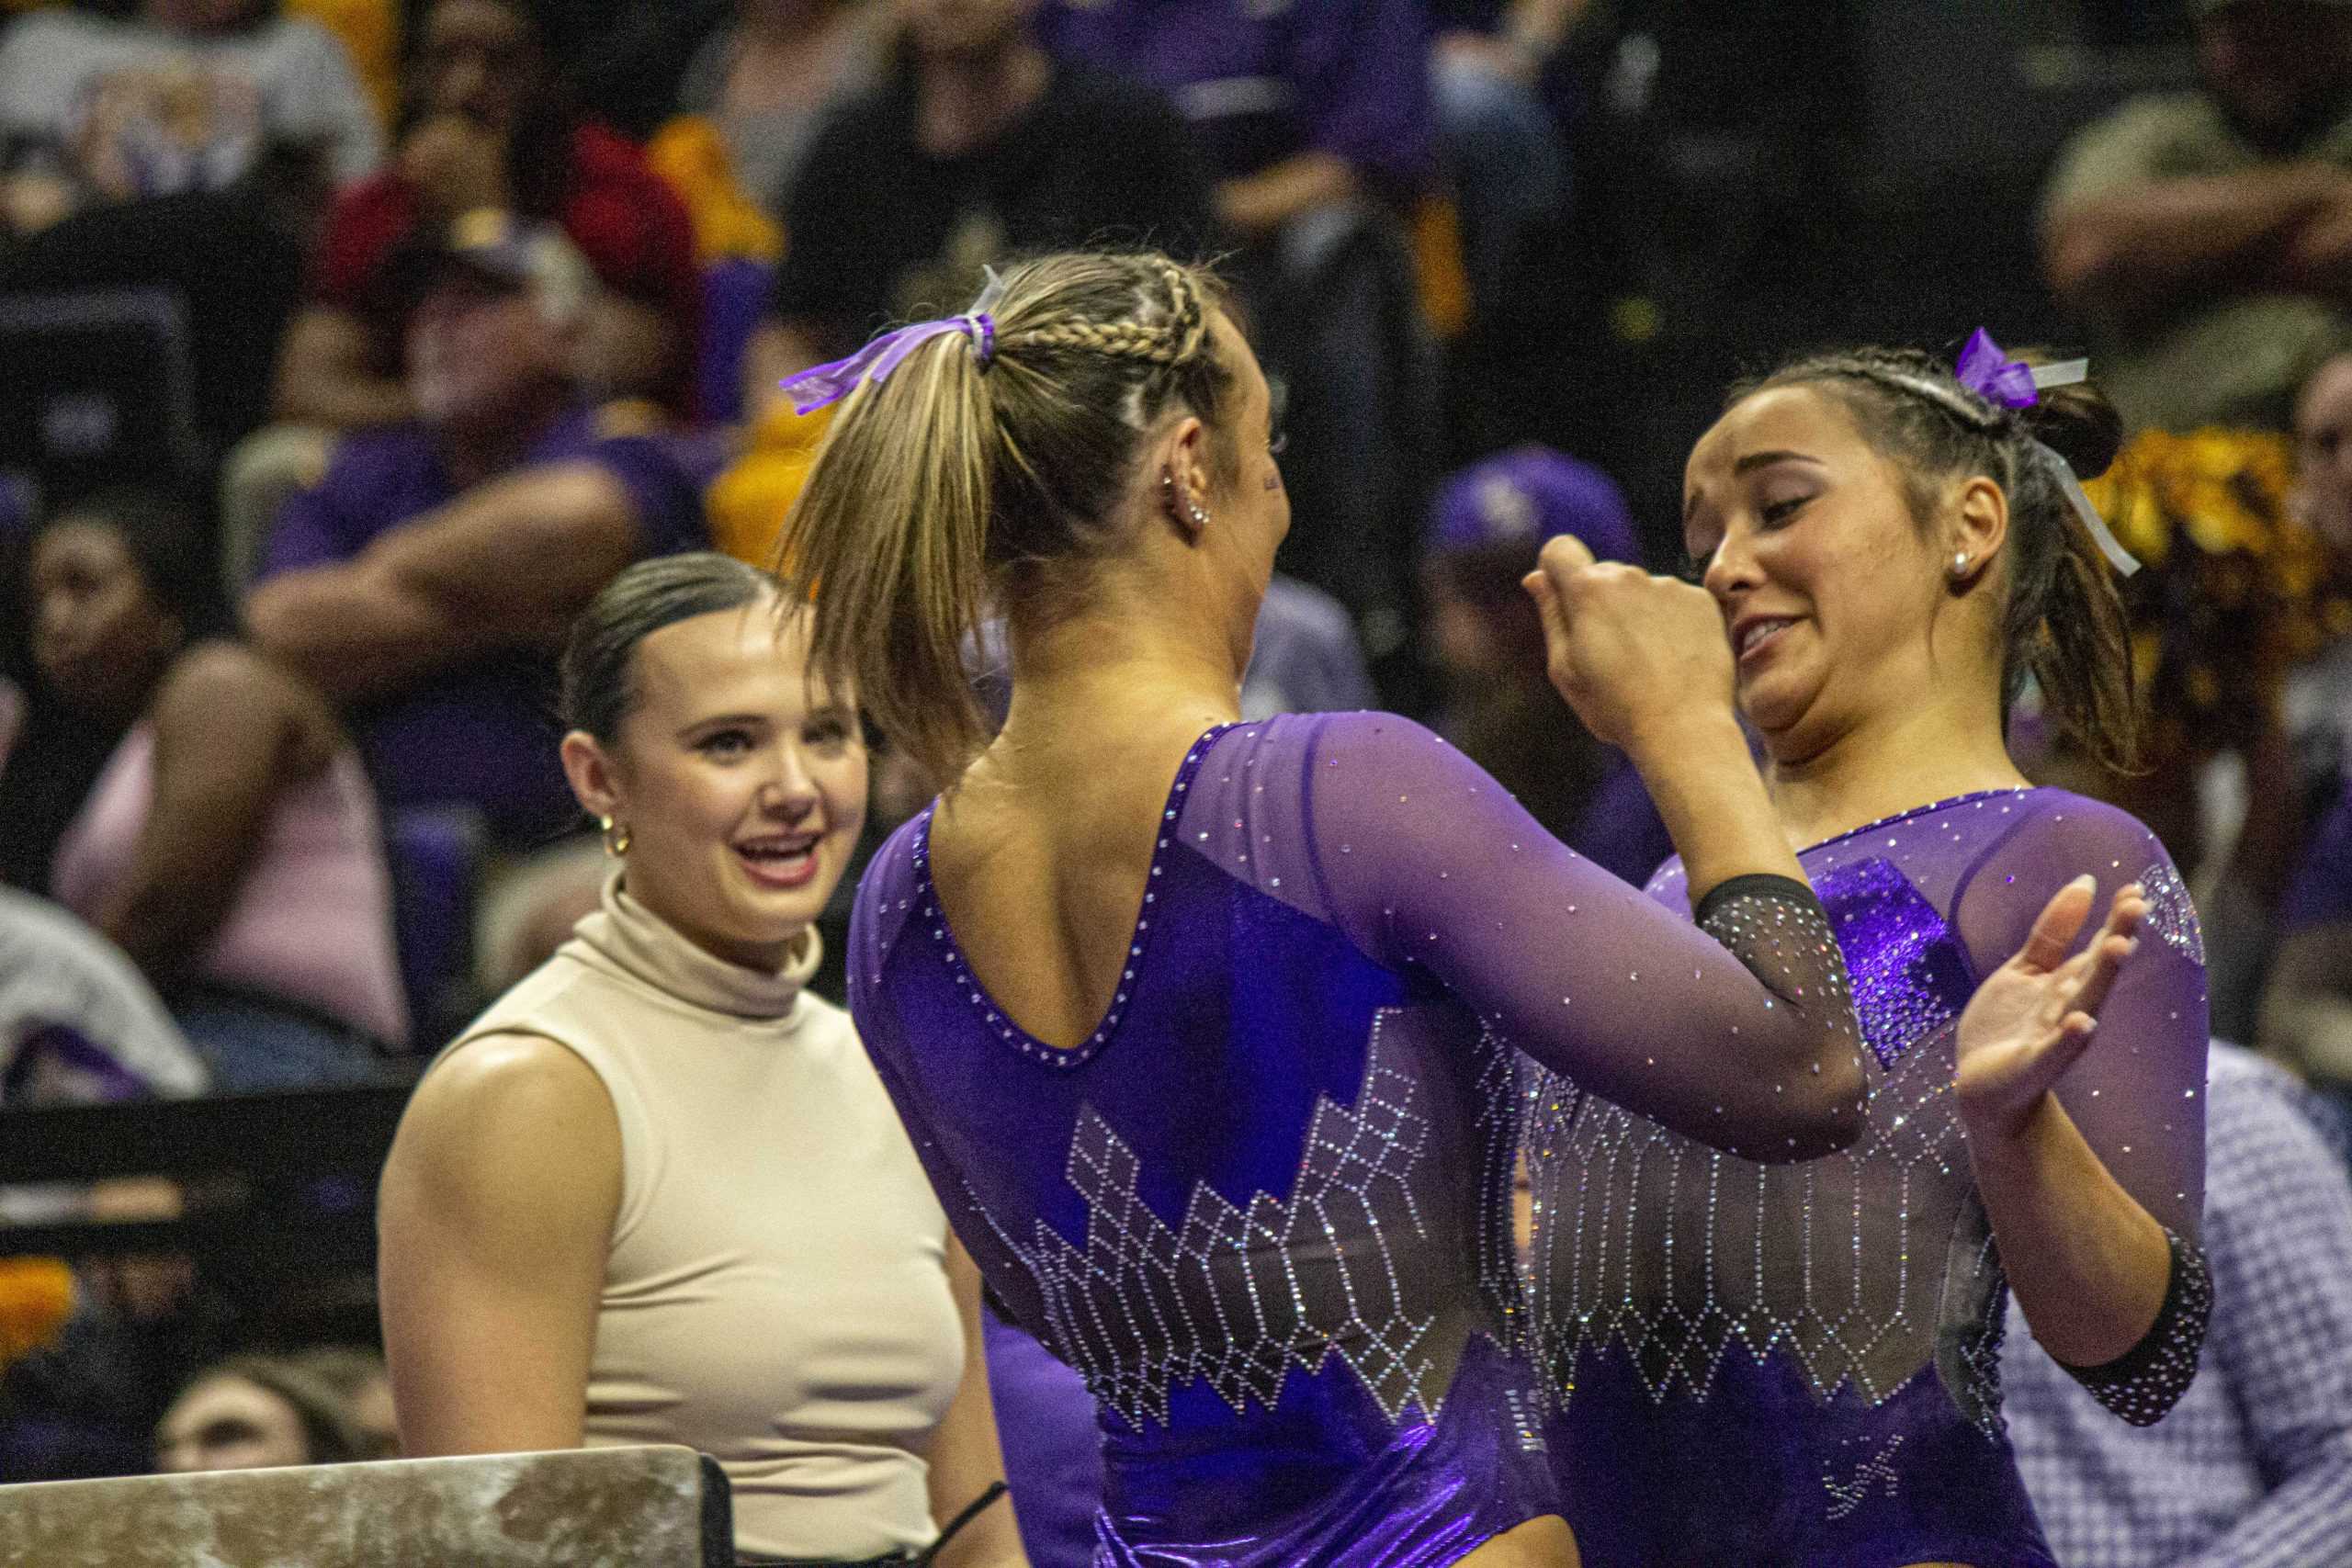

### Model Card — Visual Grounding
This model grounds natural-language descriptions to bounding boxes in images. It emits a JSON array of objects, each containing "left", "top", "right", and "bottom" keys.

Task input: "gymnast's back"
[{"left": 850, "top": 711, "right": 1860, "bottom": 1567}]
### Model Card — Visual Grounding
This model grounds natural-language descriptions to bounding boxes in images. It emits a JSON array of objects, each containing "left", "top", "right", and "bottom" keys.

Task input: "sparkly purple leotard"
[
  {"left": 850, "top": 714, "right": 1860, "bottom": 1567},
  {"left": 1529, "top": 789, "right": 2213, "bottom": 1568}
]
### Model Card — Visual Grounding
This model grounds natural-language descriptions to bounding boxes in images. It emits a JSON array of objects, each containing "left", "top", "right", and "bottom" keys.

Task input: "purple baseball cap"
[{"left": 1425, "top": 446, "right": 1639, "bottom": 565}]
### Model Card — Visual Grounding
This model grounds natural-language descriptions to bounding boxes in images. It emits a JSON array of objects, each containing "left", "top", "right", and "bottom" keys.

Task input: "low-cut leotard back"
[{"left": 849, "top": 713, "right": 1862, "bottom": 1566}]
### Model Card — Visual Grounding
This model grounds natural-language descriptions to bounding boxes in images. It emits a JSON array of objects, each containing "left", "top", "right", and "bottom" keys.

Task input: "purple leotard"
[
  {"left": 1529, "top": 789, "right": 2212, "bottom": 1568},
  {"left": 850, "top": 714, "right": 1860, "bottom": 1566}
]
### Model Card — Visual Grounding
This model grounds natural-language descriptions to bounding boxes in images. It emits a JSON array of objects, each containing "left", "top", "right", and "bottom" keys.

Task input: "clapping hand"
[{"left": 1955, "top": 875, "right": 2146, "bottom": 1139}]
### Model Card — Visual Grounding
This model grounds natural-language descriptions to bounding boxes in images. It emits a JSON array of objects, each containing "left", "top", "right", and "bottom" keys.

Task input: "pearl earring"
[{"left": 1951, "top": 552, "right": 1970, "bottom": 580}]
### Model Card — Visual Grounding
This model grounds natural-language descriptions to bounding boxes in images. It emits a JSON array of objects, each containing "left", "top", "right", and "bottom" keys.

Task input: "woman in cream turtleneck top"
[{"left": 378, "top": 554, "right": 1027, "bottom": 1568}]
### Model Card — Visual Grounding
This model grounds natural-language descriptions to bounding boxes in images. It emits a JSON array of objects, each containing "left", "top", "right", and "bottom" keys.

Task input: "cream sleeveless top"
[{"left": 444, "top": 874, "right": 964, "bottom": 1560}]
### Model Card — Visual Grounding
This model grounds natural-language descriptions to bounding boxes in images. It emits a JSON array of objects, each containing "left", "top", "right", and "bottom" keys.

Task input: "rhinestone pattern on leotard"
[
  {"left": 1530, "top": 789, "right": 2212, "bottom": 1450},
  {"left": 855, "top": 711, "right": 1893, "bottom": 1561},
  {"left": 2138, "top": 860, "right": 2206, "bottom": 966},
  {"left": 955, "top": 1013, "right": 1523, "bottom": 1429},
  {"left": 2063, "top": 1226, "right": 2212, "bottom": 1426}
]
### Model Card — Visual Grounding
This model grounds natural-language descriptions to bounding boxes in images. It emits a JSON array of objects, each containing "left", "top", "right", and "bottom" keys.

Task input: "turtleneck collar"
[{"left": 571, "top": 871, "right": 821, "bottom": 1021}]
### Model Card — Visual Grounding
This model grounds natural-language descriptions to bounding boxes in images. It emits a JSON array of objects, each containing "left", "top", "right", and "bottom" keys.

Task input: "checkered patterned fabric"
[{"left": 2003, "top": 1044, "right": 2352, "bottom": 1568}]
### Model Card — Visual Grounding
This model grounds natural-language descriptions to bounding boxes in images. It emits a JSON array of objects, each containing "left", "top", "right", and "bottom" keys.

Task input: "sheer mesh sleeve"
[
  {"left": 1237, "top": 714, "right": 1866, "bottom": 1161},
  {"left": 1951, "top": 795, "right": 2211, "bottom": 1422},
  {"left": 1951, "top": 795, "right": 2211, "bottom": 1238},
  {"left": 2052, "top": 1227, "right": 2214, "bottom": 1426}
]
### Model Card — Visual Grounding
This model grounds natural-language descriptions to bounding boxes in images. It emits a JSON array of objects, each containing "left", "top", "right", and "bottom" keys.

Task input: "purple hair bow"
[
  {"left": 1954, "top": 328, "right": 2090, "bottom": 410},
  {"left": 1952, "top": 328, "right": 2135, "bottom": 576},
  {"left": 780, "top": 268, "right": 1005, "bottom": 415}
]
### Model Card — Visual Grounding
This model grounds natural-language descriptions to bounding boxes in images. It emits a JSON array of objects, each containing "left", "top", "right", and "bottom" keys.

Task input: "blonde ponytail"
[
  {"left": 778, "top": 251, "right": 1235, "bottom": 787},
  {"left": 781, "top": 337, "right": 998, "bottom": 786}
]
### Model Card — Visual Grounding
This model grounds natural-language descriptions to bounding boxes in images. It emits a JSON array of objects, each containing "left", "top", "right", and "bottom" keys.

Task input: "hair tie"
[
  {"left": 1953, "top": 328, "right": 2137, "bottom": 578},
  {"left": 780, "top": 267, "right": 1007, "bottom": 414}
]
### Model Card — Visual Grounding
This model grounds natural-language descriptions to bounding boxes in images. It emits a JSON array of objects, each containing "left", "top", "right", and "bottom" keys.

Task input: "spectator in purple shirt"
[
  {"left": 1422, "top": 446, "right": 1669, "bottom": 886},
  {"left": 1038, "top": 0, "right": 1441, "bottom": 672},
  {"left": 243, "top": 212, "right": 705, "bottom": 987},
  {"left": 1039, "top": 0, "right": 1431, "bottom": 219}
]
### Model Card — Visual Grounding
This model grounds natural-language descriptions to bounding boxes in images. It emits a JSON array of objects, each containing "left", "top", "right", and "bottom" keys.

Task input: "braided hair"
[
  {"left": 1731, "top": 346, "right": 2140, "bottom": 773},
  {"left": 781, "top": 252, "right": 1235, "bottom": 784}
]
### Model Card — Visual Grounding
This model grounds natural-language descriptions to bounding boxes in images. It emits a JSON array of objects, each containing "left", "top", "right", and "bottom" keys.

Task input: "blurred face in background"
[
  {"left": 2198, "top": 1, "right": 2352, "bottom": 150},
  {"left": 29, "top": 517, "right": 182, "bottom": 717},
  {"left": 2297, "top": 355, "right": 2352, "bottom": 560},
  {"left": 418, "top": 0, "right": 541, "bottom": 133},
  {"left": 154, "top": 1375, "right": 312, "bottom": 1474},
  {"left": 1685, "top": 385, "right": 1988, "bottom": 761},
  {"left": 406, "top": 271, "right": 569, "bottom": 433},
  {"left": 1424, "top": 551, "right": 1544, "bottom": 686},
  {"left": 564, "top": 604, "right": 868, "bottom": 972},
  {"left": 899, "top": 0, "right": 1036, "bottom": 62}
]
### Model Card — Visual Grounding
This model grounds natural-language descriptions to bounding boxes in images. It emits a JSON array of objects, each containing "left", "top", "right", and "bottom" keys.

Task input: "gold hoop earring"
[{"left": 600, "top": 814, "right": 631, "bottom": 856}]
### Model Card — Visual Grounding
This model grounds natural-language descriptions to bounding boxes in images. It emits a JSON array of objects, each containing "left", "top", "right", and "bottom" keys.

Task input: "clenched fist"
[{"left": 1522, "top": 534, "right": 1737, "bottom": 751}]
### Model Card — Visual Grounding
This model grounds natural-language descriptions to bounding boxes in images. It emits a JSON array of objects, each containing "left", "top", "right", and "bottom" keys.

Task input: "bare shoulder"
[
  {"left": 154, "top": 641, "right": 341, "bottom": 758},
  {"left": 385, "top": 1034, "right": 621, "bottom": 1231},
  {"left": 155, "top": 640, "right": 294, "bottom": 715}
]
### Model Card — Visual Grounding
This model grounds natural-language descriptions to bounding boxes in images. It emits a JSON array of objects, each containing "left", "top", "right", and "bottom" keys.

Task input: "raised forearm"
[
  {"left": 1970, "top": 1093, "right": 2172, "bottom": 1368},
  {"left": 2046, "top": 166, "right": 2339, "bottom": 317},
  {"left": 1623, "top": 715, "right": 1864, "bottom": 1145},
  {"left": 245, "top": 562, "right": 487, "bottom": 701},
  {"left": 368, "top": 467, "right": 638, "bottom": 629},
  {"left": 96, "top": 655, "right": 318, "bottom": 979},
  {"left": 97, "top": 830, "right": 267, "bottom": 983},
  {"left": 1622, "top": 710, "right": 1804, "bottom": 895}
]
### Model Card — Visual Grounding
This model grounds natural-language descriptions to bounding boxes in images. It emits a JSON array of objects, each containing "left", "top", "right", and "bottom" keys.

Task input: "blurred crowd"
[{"left": 1, "top": 0, "right": 2351, "bottom": 1562}]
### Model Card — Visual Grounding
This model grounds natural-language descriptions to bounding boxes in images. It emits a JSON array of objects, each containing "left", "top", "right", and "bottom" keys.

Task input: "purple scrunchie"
[{"left": 779, "top": 268, "right": 1006, "bottom": 415}]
